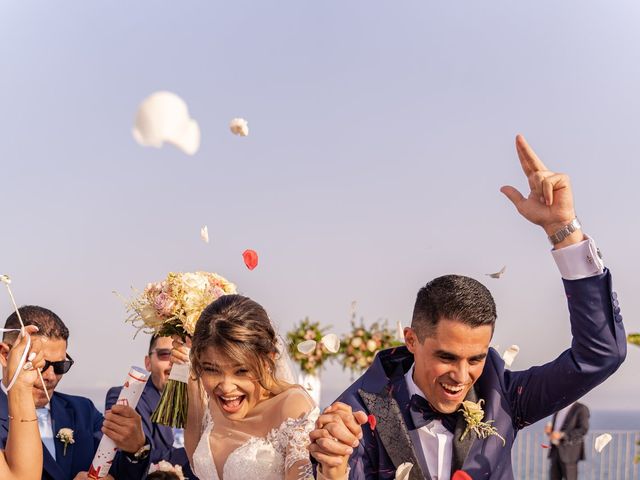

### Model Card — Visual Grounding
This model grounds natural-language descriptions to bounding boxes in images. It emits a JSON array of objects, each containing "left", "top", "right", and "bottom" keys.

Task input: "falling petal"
[
  {"left": 200, "top": 226, "right": 209, "bottom": 244},
  {"left": 368, "top": 414, "right": 377, "bottom": 430},
  {"left": 628, "top": 333, "right": 640, "bottom": 346},
  {"left": 502, "top": 345, "right": 520, "bottom": 367},
  {"left": 452, "top": 471, "right": 472, "bottom": 480},
  {"left": 0, "top": 275, "right": 11, "bottom": 285},
  {"left": 395, "top": 462, "right": 413, "bottom": 480},
  {"left": 297, "top": 340, "right": 317, "bottom": 355},
  {"left": 321, "top": 333, "right": 340, "bottom": 353},
  {"left": 229, "top": 118, "right": 249, "bottom": 137},
  {"left": 595, "top": 433, "right": 612, "bottom": 453},
  {"left": 132, "top": 91, "right": 200, "bottom": 155},
  {"left": 242, "top": 249, "right": 259, "bottom": 270},
  {"left": 486, "top": 266, "right": 507, "bottom": 279},
  {"left": 540, "top": 443, "right": 550, "bottom": 449}
]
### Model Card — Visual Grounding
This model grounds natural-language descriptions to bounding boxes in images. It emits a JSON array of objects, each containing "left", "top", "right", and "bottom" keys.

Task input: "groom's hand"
[
  {"left": 501, "top": 135, "right": 583, "bottom": 249},
  {"left": 308, "top": 402, "right": 367, "bottom": 479}
]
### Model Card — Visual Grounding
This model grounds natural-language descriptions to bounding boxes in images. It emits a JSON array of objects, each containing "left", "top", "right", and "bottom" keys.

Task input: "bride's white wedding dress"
[{"left": 192, "top": 387, "right": 319, "bottom": 480}]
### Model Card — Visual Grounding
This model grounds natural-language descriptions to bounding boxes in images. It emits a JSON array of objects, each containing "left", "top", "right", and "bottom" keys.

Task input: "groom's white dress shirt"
[
  {"left": 402, "top": 237, "right": 604, "bottom": 480},
  {"left": 37, "top": 404, "right": 56, "bottom": 459}
]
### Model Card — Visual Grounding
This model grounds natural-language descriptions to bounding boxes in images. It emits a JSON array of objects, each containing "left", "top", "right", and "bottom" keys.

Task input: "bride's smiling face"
[{"left": 199, "top": 346, "right": 269, "bottom": 419}]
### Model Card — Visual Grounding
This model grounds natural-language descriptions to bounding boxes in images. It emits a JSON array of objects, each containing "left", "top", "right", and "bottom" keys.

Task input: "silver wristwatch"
[{"left": 548, "top": 218, "right": 581, "bottom": 245}]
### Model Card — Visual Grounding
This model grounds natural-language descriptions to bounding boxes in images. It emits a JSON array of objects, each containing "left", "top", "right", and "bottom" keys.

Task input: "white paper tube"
[{"left": 88, "top": 366, "right": 149, "bottom": 479}]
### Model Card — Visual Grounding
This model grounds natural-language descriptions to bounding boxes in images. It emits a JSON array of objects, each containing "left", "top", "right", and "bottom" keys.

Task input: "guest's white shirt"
[
  {"left": 37, "top": 404, "right": 56, "bottom": 459},
  {"left": 400, "top": 237, "right": 603, "bottom": 480}
]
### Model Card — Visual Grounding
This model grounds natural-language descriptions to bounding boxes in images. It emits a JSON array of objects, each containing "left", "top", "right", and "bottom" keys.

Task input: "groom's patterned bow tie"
[{"left": 410, "top": 394, "right": 457, "bottom": 433}]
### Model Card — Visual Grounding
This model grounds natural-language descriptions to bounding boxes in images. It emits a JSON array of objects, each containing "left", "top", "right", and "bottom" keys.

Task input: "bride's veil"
[{"left": 274, "top": 335, "right": 297, "bottom": 385}]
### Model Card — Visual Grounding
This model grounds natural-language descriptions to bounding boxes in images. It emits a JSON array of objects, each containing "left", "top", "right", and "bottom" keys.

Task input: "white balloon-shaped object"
[
  {"left": 132, "top": 91, "right": 200, "bottom": 155},
  {"left": 594, "top": 433, "right": 612, "bottom": 453},
  {"left": 297, "top": 340, "right": 317, "bottom": 355},
  {"left": 321, "top": 334, "right": 340, "bottom": 353},
  {"left": 502, "top": 345, "right": 520, "bottom": 368}
]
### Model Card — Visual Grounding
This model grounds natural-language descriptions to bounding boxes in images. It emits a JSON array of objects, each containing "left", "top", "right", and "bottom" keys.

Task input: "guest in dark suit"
[
  {"left": 545, "top": 402, "right": 590, "bottom": 480},
  {"left": 0, "top": 306, "right": 151, "bottom": 480},
  {"left": 308, "top": 135, "right": 627, "bottom": 479},
  {"left": 105, "top": 335, "right": 196, "bottom": 478}
]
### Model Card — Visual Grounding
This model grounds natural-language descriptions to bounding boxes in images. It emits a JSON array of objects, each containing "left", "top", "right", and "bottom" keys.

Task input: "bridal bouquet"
[
  {"left": 124, "top": 271, "right": 237, "bottom": 427},
  {"left": 339, "top": 319, "right": 403, "bottom": 374}
]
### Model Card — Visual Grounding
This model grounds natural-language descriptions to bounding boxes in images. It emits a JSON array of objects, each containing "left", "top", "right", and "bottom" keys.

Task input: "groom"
[{"left": 308, "top": 135, "right": 627, "bottom": 479}]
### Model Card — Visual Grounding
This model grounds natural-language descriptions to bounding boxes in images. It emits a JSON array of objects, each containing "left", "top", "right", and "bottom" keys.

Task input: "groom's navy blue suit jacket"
[
  {"left": 0, "top": 390, "right": 149, "bottom": 480},
  {"left": 336, "top": 270, "right": 626, "bottom": 479}
]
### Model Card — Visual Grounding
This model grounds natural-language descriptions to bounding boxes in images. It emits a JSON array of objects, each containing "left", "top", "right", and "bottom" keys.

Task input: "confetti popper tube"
[{"left": 88, "top": 366, "right": 149, "bottom": 479}]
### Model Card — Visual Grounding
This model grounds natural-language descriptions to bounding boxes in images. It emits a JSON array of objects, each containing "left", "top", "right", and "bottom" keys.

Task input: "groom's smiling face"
[{"left": 406, "top": 318, "right": 492, "bottom": 414}]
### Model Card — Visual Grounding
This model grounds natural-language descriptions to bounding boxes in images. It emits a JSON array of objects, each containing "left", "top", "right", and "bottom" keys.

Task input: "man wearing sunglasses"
[
  {"left": 0, "top": 306, "right": 151, "bottom": 480},
  {"left": 105, "top": 334, "right": 196, "bottom": 479}
]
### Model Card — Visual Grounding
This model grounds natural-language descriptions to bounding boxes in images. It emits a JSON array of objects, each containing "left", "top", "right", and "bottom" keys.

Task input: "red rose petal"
[
  {"left": 367, "top": 414, "right": 377, "bottom": 430},
  {"left": 541, "top": 443, "right": 550, "bottom": 449},
  {"left": 452, "top": 470, "right": 472, "bottom": 480},
  {"left": 242, "top": 249, "right": 259, "bottom": 270}
]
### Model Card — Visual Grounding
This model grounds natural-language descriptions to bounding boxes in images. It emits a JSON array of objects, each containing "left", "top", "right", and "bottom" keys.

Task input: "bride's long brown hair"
[{"left": 190, "top": 294, "right": 291, "bottom": 395}]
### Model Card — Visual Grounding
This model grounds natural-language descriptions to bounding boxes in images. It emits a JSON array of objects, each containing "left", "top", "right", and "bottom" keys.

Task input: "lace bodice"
[{"left": 192, "top": 389, "right": 319, "bottom": 480}]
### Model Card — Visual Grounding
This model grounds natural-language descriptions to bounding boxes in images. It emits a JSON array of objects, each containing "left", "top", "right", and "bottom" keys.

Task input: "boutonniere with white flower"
[
  {"left": 458, "top": 399, "right": 505, "bottom": 445},
  {"left": 56, "top": 428, "right": 74, "bottom": 455}
]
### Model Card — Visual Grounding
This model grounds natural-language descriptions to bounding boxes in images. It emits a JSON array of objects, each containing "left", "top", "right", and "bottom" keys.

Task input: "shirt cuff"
[{"left": 551, "top": 235, "right": 605, "bottom": 280}]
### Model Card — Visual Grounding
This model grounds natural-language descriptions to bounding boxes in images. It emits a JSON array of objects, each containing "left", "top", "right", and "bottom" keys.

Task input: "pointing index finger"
[{"left": 516, "top": 134, "right": 548, "bottom": 175}]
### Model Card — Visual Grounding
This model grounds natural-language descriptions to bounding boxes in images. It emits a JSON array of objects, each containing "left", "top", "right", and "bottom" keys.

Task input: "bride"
[{"left": 171, "top": 294, "right": 318, "bottom": 480}]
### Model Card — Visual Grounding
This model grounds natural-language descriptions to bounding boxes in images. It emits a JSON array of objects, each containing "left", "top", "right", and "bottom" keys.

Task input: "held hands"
[
  {"left": 5, "top": 325, "right": 46, "bottom": 389},
  {"left": 171, "top": 335, "right": 191, "bottom": 365},
  {"left": 102, "top": 404, "right": 146, "bottom": 453},
  {"left": 501, "top": 135, "right": 581, "bottom": 247},
  {"left": 308, "top": 402, "right": 368, "bottom": 479}
]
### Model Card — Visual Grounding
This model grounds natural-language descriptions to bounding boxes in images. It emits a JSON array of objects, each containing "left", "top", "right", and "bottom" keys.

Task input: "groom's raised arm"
[{"left": 500, "top": 135, "right": 626, "bottom": 426}]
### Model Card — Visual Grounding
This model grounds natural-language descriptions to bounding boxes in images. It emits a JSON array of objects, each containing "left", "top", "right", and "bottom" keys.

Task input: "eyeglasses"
[
  {"left": 149, "top": 348, "right": 171, "bottom": 361},
  {"left": 42, "top": 354, "right": 74, "bottom": 375}
]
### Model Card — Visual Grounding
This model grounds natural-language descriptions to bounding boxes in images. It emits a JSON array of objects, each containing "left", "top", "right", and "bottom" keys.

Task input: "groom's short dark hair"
[
  {"left": 411, "top": 275, "right": 496, "bottom": 341},
  {"left": 3, "top": 305, "right": 69, "bottom": 344}
]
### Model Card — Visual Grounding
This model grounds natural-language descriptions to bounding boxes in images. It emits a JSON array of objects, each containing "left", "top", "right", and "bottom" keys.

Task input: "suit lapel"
[
  {"left": 50, "top": 394, "right": 75, "bottom": 479},
  {"left": 359, "top": 373, "right": 428, "bottom": 480},
  {"left": 451, "top": 386, "right": 479, "bottom": 473}
]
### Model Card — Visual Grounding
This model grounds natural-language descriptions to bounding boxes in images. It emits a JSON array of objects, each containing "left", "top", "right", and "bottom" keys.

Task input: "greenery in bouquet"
[
  {"left": 339, "top": 318, "right": 403, "bottom": 374},
  {"left": 286, "top": 318, "right": 335, "bottom": 376},
  {"left": 122, "top": 271, "right": 236, "bottom": 428}
]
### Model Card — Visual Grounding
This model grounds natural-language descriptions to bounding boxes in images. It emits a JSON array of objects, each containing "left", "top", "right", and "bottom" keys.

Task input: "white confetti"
[
  {"left": 296, "top": 340, "right": 316, "bottom": 355},
  {"left": 395, "top": 320, "right": 404, "bottom": 342},
  {"left": 132, "top": 91, "right": 200, "bottom": 155},
  {"left": 229, "top": 118, "right": 249, "bottom": 137},
  {"left": 321, "top": 334, "right": 340, "bottom": 353},
  {"left": 486, "top": 266, "right": 506, "bottom": 279},
  {"left": 0, "top": 275, "right": 11, "bottom": 285},
  {"left": 595, "top": 433, "right": 612, "bottom": 453},
  {"left": 502, "top": 345, "right": 520, "bottom": 367},
  {"left": 200, "top": 226, "right": 209, "bottom": 244},
  {"left": 395, "top": 462, "right": 414, "bottom": 480}
]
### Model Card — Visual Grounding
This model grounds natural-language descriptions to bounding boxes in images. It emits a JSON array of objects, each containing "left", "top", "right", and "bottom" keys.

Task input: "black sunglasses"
[
  {"left": 149, "top": 348, "right": 171, "bottom": 361},
  {"left": 42, "top": 354, "right": 74, "bottom": 375}
]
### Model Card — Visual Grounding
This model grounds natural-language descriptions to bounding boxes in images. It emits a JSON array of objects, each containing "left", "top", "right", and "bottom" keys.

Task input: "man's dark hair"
[
  {"left": 411, "top": 275, "right": 497, "bottom": 341},
  {"left": 3, "top": 305, "right": 69, "bottom": 344},
  {"left": 146, "top": 471, "right": 181, "bottom": 480},
  {"left": 148, "top": 334, "right": 160, "bottom": 354}
]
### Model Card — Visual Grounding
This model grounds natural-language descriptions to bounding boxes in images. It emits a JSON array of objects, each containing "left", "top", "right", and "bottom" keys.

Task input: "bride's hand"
[
  {"left": 171, "top": 335, "right": 192, "bottom": 365},
  {"left": 6, "top": 325, "right": 46, "bottom": 389}
]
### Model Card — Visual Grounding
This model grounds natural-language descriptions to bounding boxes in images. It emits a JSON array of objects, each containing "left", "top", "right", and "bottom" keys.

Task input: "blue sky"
[{"left": 1, "top": 1, "right": 639, "bottom": 409}]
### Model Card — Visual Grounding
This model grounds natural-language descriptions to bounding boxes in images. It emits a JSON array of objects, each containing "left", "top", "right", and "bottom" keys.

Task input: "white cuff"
[{"left": 551, "top": 235, "right": 605, "bottom": 280}]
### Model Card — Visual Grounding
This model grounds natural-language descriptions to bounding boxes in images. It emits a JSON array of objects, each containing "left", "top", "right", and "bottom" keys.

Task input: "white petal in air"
[
  {"left": 321, "top": 334, "right": 340, "bottom": 353},
  {"left": 502, "top": 345, "right": 520, "bottom": 367},
  {"left": 297, "top": 340, "right": 317, "bottom": 355},
  {"left": 594, "top": 433, "right": 612, "bottom": 453},
  {"left": 132, "top": 91, "right": 201, "bottom": 155},
  {"left": 486, "top": 266, "right": 507, "bottom": 279},
  {"left": 395, "top": 462, "right": 414, "bottom": 480},
  {"left": 0, "top": 275, "right": 11, "bottom": 285},
  {"left": 229, "top": 118, "right": 249, "bottom": 137},
  {"left": 200, "top": 226, "right": 209, "bottom": 244}
]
